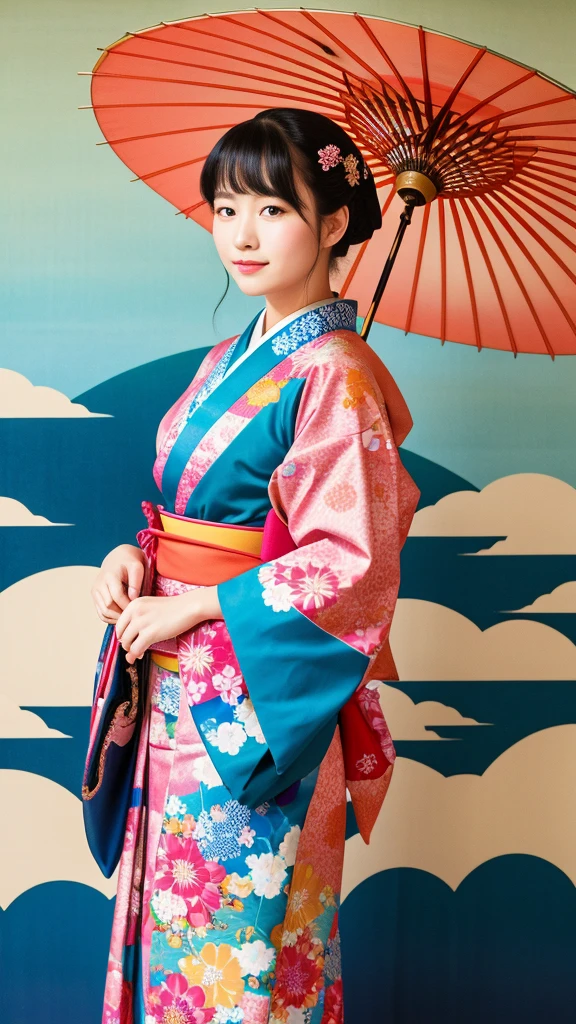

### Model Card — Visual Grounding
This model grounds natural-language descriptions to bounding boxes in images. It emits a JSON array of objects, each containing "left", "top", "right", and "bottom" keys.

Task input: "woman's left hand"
[{"left": 115, "top": 588, "right": 221, "bottom": 665}]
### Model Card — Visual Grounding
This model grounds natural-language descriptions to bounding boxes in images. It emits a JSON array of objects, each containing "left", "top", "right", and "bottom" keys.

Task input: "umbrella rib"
[
  {"left": 124, "top": 27, "right": 344, "bottom": 87},
  {"left": 512, "top": 175, "right": 576, "bottom": 215},
  {"left": 470, "top": 197, "right": 555, "bottom": 357},
  {"left": 445, "top": 70, "right": 537, "bottom": 134},
  {"left": 96, "top": 123, "right": 237, "bottom": 147},
  {"left": 527, "top": 145, "right": 576, "bottom": 158},
  {"left": 352, "top": 13, "right": 424, "bottom": 130},
  {"left": 518, "top": 167, "right": 576, "bottom": 198},
  {"left": 417, "top": 26, "right": 434, "bottom": 125},
  {"left": 501, "top": 118, "right": 576, "bottom": 131},
  {"left": 459, "top": 198, "right": 518, "bottom": 355},
  {"left": 438, "top": 96, "right": 576, "bottom": 156},
  {"left": 506, "top": 134, "right": 576, "bottom": 143},
  {"left": 404, "top": 203, "right": 431, "bottom": 335},
  {"left": 483, "top": 193, "right": 576, "bottom": 338},
  {"left": 501, "top": 182, "right": 576, "bottom": 240},
  {"left": 487, "top": 191, "right": 576, "bottom": 285},
  {"left": 182, "top": 12, "right": 359, "bottom": 87},
  {"left": 130, "top": 154, "right": 207, "bottom": 182},
  {"left": 339, "top": 186, "right": 397, "bottom": 299},
  {"left": 126, "top": 27, "right": 340, "bottom": 84},
  {"left": 530, "top": 154, "right": 576, "bottom": 173},
  {"left": 448, "top": 198, "right": 482, "bottom": 351},
  {"left": 96, "top": 43, "right": 339, "bottom": 97},
  {"left": 86, "top": 70, "right": 343, "bottom": 112},
  {"left": 422, "top": 46, "right": 487, "bottom": 144},
  {"left": 438, "top": 199, "right": 447, "bottom": 344},
  {"left": 297, "top": 8, "right": 385, "bottom": 86},
  {"left": 81, "top": 102, "right": 271, "bottom": 110}
]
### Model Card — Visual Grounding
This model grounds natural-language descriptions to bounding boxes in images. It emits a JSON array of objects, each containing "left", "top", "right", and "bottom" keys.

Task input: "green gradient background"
[{"left": 1, "top": 0, "right": 576, "bottom": 488}]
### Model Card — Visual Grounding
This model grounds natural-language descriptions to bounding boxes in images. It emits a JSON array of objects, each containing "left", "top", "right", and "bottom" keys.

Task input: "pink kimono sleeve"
[{"left": 216, "top": 347, "right": 420, "bottom": 781}]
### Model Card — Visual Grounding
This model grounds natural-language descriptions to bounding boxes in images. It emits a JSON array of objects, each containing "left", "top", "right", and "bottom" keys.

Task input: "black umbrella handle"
[{"left": 359, "top": 203, "right": 415, "bottom": 342}]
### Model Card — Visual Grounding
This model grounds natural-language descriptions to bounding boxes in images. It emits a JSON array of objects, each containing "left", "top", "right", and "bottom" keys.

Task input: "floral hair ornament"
[{"left": 317, "top": 144, "right": 371, "bottom": 186}]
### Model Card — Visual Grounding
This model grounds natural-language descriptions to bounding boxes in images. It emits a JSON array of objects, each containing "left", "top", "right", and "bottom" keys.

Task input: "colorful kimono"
[{"left": 93, "top": 295, "right": 420, "bottom": 1024}]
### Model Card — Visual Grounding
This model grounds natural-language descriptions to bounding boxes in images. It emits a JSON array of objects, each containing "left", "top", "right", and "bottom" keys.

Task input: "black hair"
[{"left": 199, "top": 107, "right": 382, "bottom": 327}]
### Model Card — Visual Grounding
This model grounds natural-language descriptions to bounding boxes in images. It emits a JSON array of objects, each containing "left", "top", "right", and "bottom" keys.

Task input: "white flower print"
[
  {"left": 192, "top": 754, "right": 223, "bottom": 789},
  {"left": 165, "top": 794, "right": 186, "bottom": 817},
  {"left": 290, "top": 337, "right": 343, "bottom": 375},
  {"left": 213, "top": 664, "right": 244, "bottom": 705},
  {"left": 234, "top": 698, "right": 266, "bottom": 744},
  {"left": 186, "top": 678, "right": 208, "bottom": 705},
  {"left": 150, "top": 889, "right": 188, "bottom": 924},
  {"left": 233, "top": 938, "right": 275, "bottom": 977},
  {"left": 207, "top": 721, "right": 247, "bottom": 756},
  {"left": 238, "top": 826, "right": 256, "bottom": 848},
  {"left": 261, "top": 581, "right": 294, "bottom": 613},
  {"left": 278, "top": 825, "right": 301, "bottom": 867},
  {"left": 210, "top": 804, "right": 227, "bottom": 822},
  {"left": 257, "top": 564, "right": 277, "bottom": 587},
  {"left": 213, "top": 1007, "right": 244, "bottom": 1024},
  {"left": 187, "top": 643, "right": 215, "bottom": 676},
  {"left": 245, "top": 851, "right": 287, "bottom": 899}
]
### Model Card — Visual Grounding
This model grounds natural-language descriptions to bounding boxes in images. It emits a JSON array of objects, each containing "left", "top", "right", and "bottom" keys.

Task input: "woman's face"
[{"left": 211, "top": 160, "right": 347, "bottom": 301}]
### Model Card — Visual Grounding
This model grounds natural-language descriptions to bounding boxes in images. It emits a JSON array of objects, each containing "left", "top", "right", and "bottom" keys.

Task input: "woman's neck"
[{"left": 262, "top": 288, "right": 338, "bottom": 335}]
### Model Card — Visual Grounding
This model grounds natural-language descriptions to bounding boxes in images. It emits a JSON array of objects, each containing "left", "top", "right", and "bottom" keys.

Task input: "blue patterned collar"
[
  {"left": 187, "top": 296, "right": 358, "bottom": 420},
  {"left": 269, "top": 297, "right": 358, "bottom": 356}
]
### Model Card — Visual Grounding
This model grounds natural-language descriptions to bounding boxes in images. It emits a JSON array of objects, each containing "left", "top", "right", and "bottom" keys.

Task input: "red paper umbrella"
[{"left": 81, "top": 8, "right": 576, "bottom": 357}]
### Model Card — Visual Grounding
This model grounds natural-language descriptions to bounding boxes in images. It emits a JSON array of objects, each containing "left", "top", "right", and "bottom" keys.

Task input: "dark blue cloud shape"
[
  {"left": 0, "top": 882, "right": 113, "bottom": 1024},
  {"left": 340, "top": 855, "right": 576, "bottom": 1023}
]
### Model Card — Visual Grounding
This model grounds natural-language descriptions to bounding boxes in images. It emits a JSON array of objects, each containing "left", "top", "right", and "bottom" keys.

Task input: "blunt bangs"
[{"left": 200, "top": 119, "right": 306, "bottom": 216}]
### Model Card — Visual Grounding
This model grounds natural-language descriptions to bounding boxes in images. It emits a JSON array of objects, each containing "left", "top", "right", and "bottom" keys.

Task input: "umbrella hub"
[{"left": 342, "top": 76, "right": 536, "bottom": 203}]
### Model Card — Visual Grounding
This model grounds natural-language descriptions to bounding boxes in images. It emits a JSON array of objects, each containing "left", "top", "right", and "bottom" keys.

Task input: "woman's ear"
[{"left": 321, "top": 204, "right": 349, "bottom": 249}]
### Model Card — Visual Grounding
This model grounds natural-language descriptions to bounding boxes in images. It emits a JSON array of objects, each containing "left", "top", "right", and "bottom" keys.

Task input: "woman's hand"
[
  {"left": 115, "top": 587, "right": 223, "bottom": 665},
  {"left": 91, "top": 544, "right": 146, "bottom": 624}
]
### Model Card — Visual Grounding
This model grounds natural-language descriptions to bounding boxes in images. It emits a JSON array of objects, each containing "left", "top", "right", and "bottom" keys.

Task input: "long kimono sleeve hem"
[{"left": 216, "top": 564, "right": 370, "bottom": 777}]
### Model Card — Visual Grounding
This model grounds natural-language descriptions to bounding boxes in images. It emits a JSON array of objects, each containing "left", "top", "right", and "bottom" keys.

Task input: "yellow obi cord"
[{"left": 159, "top": 513, "right": 263, "bottom": 557}]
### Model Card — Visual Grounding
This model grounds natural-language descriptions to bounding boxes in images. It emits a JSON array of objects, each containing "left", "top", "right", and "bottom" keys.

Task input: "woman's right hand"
[{"left": 91, "top": 544, "right": 147, "bottom": 624}]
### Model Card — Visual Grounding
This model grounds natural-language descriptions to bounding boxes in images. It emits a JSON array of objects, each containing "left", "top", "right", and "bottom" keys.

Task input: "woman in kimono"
[{"left": 88, "top": 108, "right": 420, "bottom": 1024}]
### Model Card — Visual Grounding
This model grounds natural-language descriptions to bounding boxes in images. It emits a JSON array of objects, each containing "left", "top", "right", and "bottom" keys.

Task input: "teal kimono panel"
[{"left": 152, "top": 297, "right": 420, "bottom": 807}]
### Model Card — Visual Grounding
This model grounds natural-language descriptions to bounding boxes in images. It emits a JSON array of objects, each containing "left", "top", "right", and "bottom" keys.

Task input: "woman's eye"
[{"left": 215, "top": 204, "right": 284, "bottom": 217}]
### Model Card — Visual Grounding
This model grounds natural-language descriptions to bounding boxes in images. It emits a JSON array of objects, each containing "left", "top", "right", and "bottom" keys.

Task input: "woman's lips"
[{"left": 233, "top": 262, "right": 268, "bottom": 274}]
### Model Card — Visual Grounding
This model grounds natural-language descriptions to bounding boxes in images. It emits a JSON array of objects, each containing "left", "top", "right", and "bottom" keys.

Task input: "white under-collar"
[{"left": 222, "top": 293, "right": 341, "bottom": 381}]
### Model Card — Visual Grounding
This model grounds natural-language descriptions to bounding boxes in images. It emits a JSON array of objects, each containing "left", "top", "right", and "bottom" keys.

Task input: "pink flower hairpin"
[{"left": 318, "top": 144, "right": 371, "bottom": 186}]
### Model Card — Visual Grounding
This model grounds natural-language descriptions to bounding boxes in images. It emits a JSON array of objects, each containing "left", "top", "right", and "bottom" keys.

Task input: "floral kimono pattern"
[{"left": 94, "top": 297, "right": 421, "bottom": 1024}]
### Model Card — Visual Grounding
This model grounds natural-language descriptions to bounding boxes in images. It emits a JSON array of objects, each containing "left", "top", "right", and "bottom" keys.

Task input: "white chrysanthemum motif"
[
  {"left": 261, "top": 581, "right": 294, "bottom": 613},
  {"left": 289, "top": 338, "right": 342, "bottom": 374},
  {"left": 234, "top": 698, "right": 266, "bottom": 744},
  {"left": 206, "top": 721, "right": 247, "bottom": 756},
  {"left": 183, "top": 642, "right": 214, "bottom": 677},
  {"left": 279, "top": 825, "right": 301, "bottom": 867},
  {"left": 233, "top": 938, "right": 276, "bottom": 977},
  {"left": 164, "top": 794, "right": 187, "bottom": 817},
  {"left": 257, "top": 563, "right": 277, "bottom": 586},
  {"left": 245, "top": 851, "right": 287, "bottom": 898},
  {"left": 150, "top": 888, "right": 188, "bottom": 924}
]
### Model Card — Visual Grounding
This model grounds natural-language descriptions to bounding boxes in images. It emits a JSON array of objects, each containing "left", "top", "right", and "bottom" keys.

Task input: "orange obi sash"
[{"left": 147, "top": 511, "right": 264, "bottom": 671}]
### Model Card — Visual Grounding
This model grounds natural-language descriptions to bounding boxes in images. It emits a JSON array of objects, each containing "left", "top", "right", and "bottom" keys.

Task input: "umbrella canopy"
[{"left": 82, "top": 8, "right": 576, "bottom": 356}]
